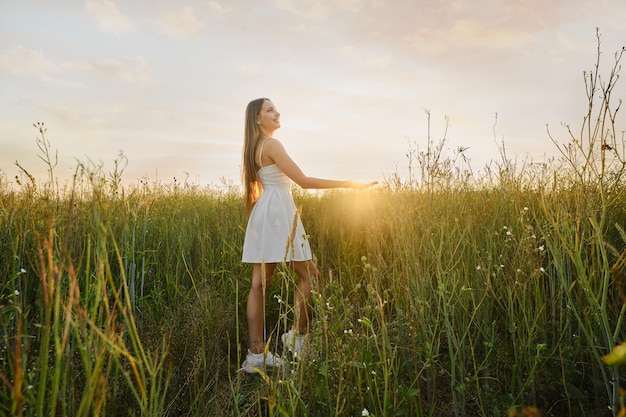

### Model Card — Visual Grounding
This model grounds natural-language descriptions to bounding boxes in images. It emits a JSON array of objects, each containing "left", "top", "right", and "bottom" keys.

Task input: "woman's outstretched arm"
[{"left": 264, "top": 138, "right": 376, "bottom": 189}]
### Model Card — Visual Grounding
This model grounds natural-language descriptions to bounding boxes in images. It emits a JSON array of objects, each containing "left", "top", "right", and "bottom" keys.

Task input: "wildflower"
[
  {"left": 539, "top": 267, "right": 545, "bottom": 272},
  {"left": 361, "top": 256, "right": 368, "bottom": 263},
  {"left": 523, "top": 207, "right": 529, "bottom": 211},
  {"left": 371, "top": 370, "right": 376, "bottom": 375},
  {"left": 499, "top": 264, "right": 504, "bottom": 268},
  {"left": 362, "top": 408, "right": 370, "bottom": 416},
  {"left": 20, "top": 268, "right": 26, "bottom": 274},
  {"left": 538, "top": 245, "right": 545, "bottom": 251},
  {"left": 14, "top": 290, "right": 19, "bottom": 296},
  {"left": 476, "top": 265, "right": 481, "bottom": 271},
  {"left": 506, "top": 230, "right": 512, "bottom": 236},
  {"left": 364, "top": 263, "right": 371, "bottom": 270},
  {"left": 344, "top": 329, "right": 353, "bottom": 335}
]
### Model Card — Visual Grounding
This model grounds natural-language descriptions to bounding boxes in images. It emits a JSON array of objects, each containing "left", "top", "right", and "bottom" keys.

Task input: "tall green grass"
[{"left": 1, "top": 32, "right": 625, "bottom": 416}]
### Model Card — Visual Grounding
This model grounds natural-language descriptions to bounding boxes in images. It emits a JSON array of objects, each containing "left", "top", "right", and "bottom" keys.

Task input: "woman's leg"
[
  {"left": 290, "top": 260, "right": 319, "bottom": 333},
  {"left": 247, "top": 262, "right": 277, "bottom": 354}
]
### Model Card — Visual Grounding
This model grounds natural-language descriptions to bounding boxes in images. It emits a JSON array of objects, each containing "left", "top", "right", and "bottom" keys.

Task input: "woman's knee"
[
  {"left": 251, "top": 263, "right": 276, "bottom": 292},
  {"left": 292, "top": 260, "right": 318, "bottom": 280},
  {"left": 250, "top": 279, "right": 268, "bottom": 295},
  {"left": 306, "top": 259, "right": 319, "bottom": 278}
]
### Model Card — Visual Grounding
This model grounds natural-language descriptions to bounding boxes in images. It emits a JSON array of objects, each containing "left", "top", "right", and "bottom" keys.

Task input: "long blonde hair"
[{"left": 242, "top": 98, "right": 269, "bottom": 216}]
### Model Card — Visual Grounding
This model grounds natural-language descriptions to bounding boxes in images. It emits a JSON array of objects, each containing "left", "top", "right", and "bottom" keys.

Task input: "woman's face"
[{"left": 257, "top": 100, "right": 281, "bottom": 136}]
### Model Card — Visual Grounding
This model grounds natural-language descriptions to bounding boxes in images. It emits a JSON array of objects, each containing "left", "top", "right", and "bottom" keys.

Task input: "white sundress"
[{"left": 241, "top": 162, "right": 312, "bottom": 264}]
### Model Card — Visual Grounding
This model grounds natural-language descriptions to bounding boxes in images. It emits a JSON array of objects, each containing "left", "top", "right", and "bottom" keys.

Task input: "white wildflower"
[{"left": 362, "top": 408, "right": 370, "bottom": 416}]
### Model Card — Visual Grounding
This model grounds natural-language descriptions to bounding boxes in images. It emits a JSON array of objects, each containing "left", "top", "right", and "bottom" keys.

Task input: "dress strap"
[{"left": 258, "top": 140, "right": 266, "bottom": 168}]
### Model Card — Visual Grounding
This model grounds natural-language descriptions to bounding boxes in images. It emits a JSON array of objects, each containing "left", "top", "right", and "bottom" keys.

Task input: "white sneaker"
[
  {"left": 281, "top": 329, "right": 306, "bottom": 357},
  {"left": 241, "top": 350, "right": 283, "bottom": 374}
]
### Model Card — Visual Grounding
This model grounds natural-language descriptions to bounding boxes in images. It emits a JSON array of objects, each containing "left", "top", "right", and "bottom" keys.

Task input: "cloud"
[
  {"left": 272, "top": 0, "right": 378, "bottom": 19},
  {"left": 236, "top": 62, "right": 262, "bottom": 78},
  {"left": 64, "top": 56, "right": 158, "bottom": 87},
  {"left": 0, "top": 45, "right": 60, "bottom": 80},
  {"left": 85, "top": 0, "right": 135, "bottom": 35},
  {"left": 405, "top": 19, "right": 535, "bottom": 55},
  {"left": 207, "top": 1, "right": 239, "bottom": 14},
  {"left": 334, "top": 45, "right": 392, "bottom": 69},
  {"left": 154, "top": 7, "right": 204, "bottom": 40}
]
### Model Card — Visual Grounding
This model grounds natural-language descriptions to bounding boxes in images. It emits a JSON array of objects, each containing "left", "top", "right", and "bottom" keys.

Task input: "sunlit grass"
[{"left": 2, "top": 136, "right": 626, "bottom": 416}]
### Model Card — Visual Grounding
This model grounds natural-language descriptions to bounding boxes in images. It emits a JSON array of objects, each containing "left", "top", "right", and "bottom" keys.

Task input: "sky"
[{"left": 1, "top": 0, "right": 625, "bottom": 189}]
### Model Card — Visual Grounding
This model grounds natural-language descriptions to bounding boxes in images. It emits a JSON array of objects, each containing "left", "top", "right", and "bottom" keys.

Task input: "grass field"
[{"left": 1, "top": 39, "right": 625, "bottom": 417}]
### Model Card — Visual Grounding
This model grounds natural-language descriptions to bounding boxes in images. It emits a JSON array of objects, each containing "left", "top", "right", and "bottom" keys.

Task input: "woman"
[{"left": 241, "top": 98, "right": 376, "bottom": 373}]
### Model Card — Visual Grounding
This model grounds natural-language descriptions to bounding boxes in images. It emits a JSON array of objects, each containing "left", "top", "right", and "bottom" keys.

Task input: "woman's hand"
[{"left": 348, "top": 180, "right": 378, "bottom": 189}]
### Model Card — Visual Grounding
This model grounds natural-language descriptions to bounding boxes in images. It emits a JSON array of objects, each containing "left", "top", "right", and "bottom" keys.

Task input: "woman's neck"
[{"left": 259, "top": 128, "right": 275, "bottom": 139}]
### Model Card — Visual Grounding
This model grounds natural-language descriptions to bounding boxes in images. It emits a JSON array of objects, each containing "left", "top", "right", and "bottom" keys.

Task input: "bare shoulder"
[
  {"left": 264, "top": 137, "right": 282, "bottom": 149},
  {"left": 259, "top": 138, "right": 287, "bottom": 166},
  {"left": 264, "top": 138, "right": 287, "bottom": 155}
]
